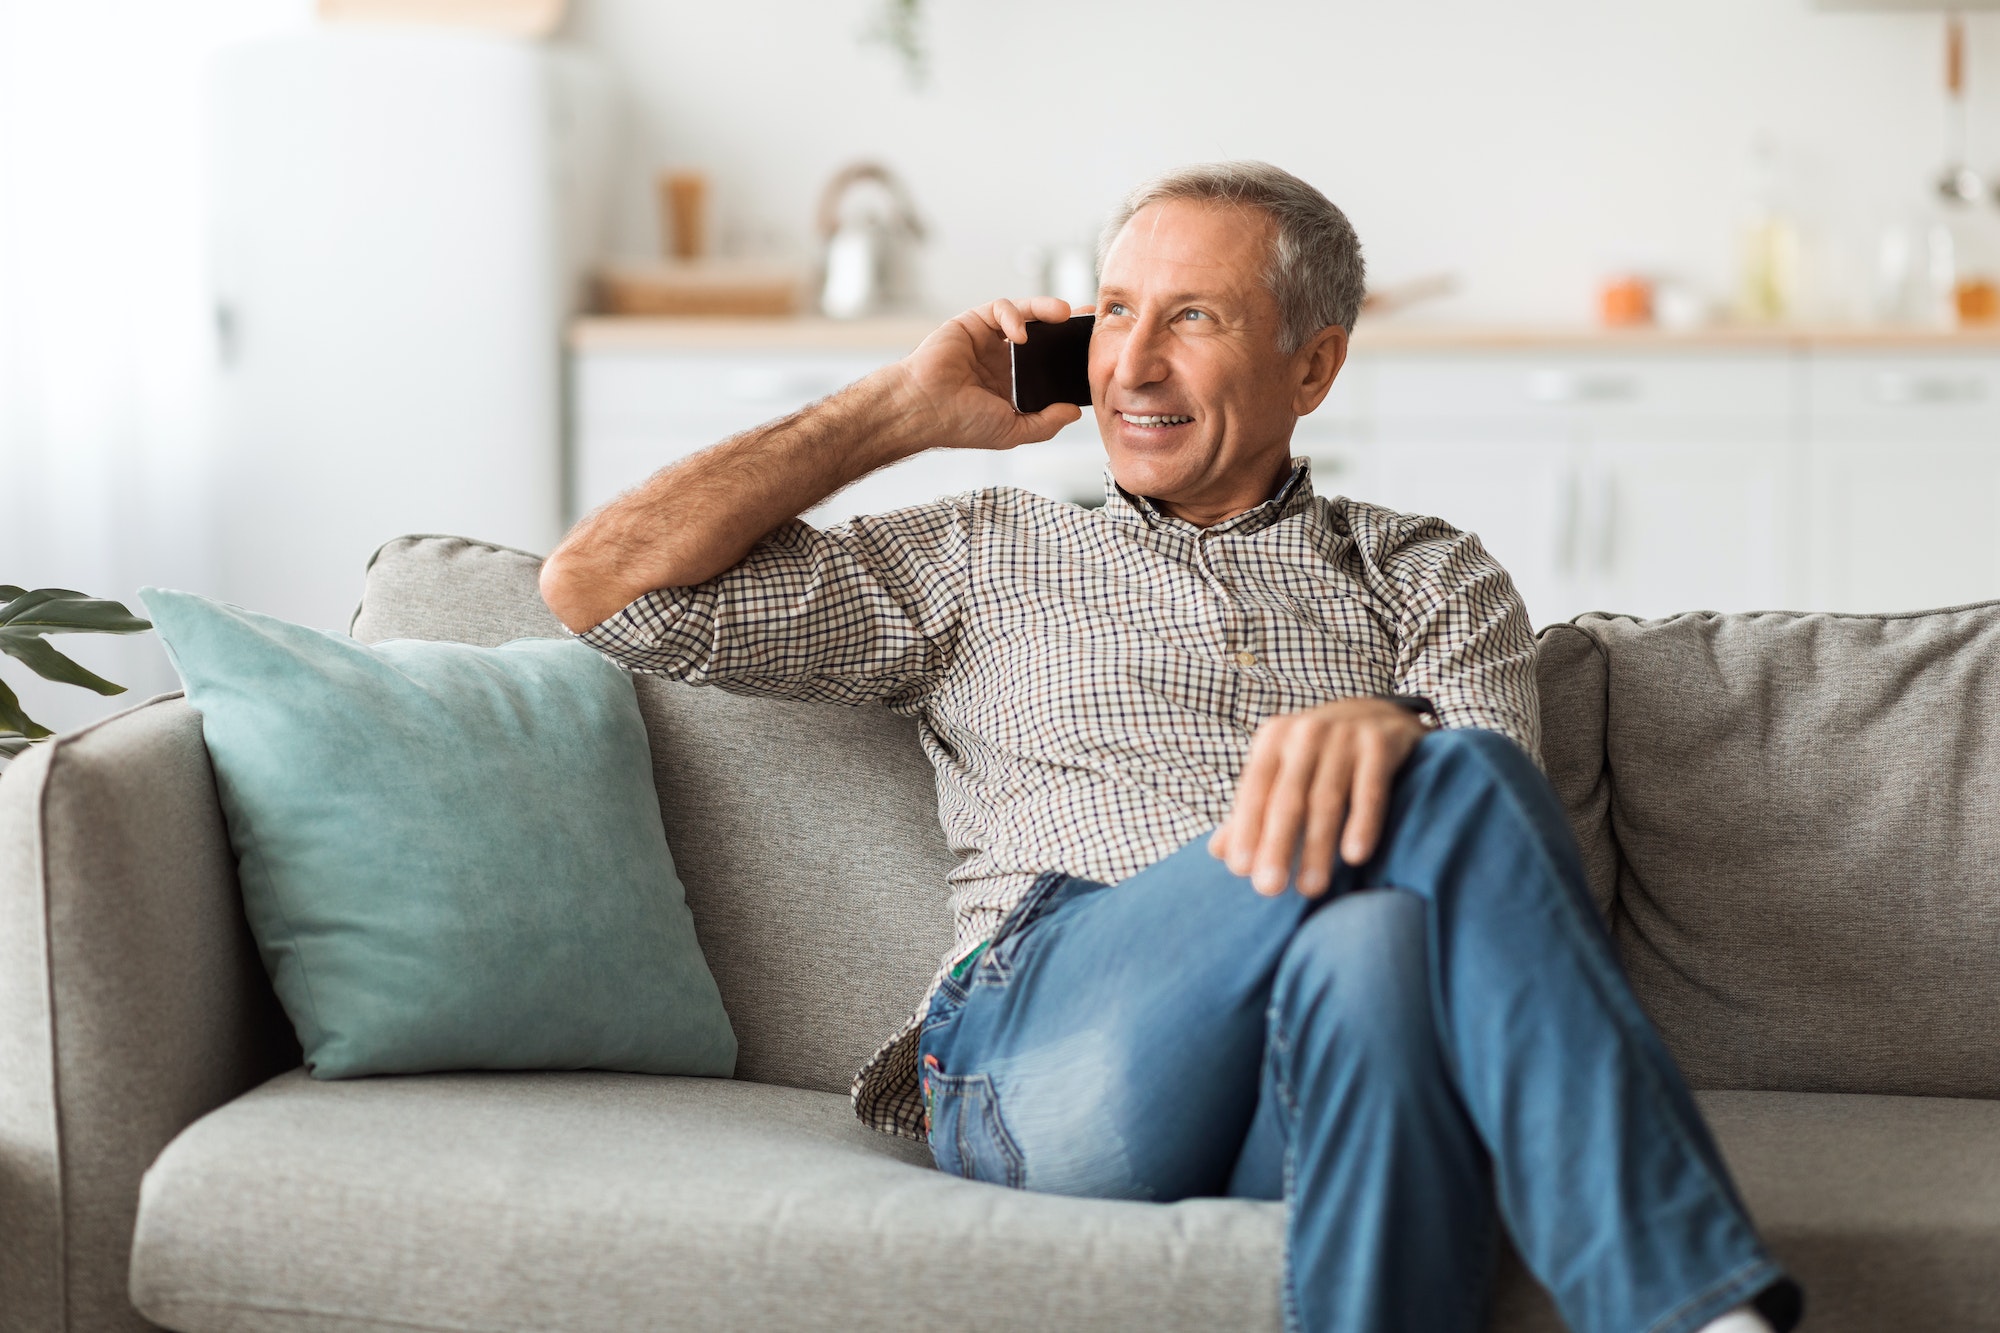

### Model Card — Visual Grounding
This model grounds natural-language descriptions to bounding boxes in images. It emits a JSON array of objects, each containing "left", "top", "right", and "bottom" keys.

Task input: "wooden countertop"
[{"left": 569, "top": 315, "right": 2000, "bottom": 354}]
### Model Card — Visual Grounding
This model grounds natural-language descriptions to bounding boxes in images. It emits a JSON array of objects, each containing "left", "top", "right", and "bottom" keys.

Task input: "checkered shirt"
[{"left": 577, "top": 457, "right": 1540, "bottom": 1140}]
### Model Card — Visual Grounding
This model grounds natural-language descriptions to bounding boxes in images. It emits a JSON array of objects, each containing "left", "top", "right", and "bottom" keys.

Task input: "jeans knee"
[
  {"left": 1412, "top": 727, "right": 1531, "bottom": 783},
  {"left": 1398, "top": 728, "right": 1560, "bottom": 840},
  {"left": 1273, "top": 890, "right": 1440, "bottom": 1086}
]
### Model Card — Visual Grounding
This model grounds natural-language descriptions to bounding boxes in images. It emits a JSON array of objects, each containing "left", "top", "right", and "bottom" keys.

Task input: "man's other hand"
[
  {"left": 889, "top": 296, "right": 1090, "bottom": 452},
  {"left": 1210, "top": 697, "right": 1428, "bottom": 898}
]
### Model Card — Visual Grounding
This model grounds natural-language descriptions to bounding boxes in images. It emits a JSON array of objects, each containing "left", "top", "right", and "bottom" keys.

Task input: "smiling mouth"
[{"left": 1117, "top": 412, "right": 1194, "bottom": 427}]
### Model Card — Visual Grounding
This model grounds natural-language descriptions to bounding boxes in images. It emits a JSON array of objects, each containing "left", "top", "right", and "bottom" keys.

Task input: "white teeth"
[{"left": 1123, "top": 413, "right": 1192, "bottom": 426}]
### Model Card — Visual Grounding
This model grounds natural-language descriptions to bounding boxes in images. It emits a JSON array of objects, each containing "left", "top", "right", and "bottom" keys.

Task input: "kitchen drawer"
[
  {"left": 575, "top": 349, "right": 901, "bottom": 434},
  {"left": 576, "top": 429, "right": 1012, "bottom": 526},
  {"left": 574, "top": 432, "right": 714, "bottom": 516},
  {"left": 1371, "top": 353, "right": 1793, "bottom": 424},
  {"left": 1806, "top": 353, "right": 2000, "bottom": 439}
]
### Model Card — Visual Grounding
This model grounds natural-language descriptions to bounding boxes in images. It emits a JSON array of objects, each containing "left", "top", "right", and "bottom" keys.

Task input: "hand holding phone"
[{"left": 1010, "top": 315, "right": 1094, "bottom": 414}]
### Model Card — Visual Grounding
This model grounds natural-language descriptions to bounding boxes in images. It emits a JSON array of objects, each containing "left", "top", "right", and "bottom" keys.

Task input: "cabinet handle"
[
  {"left": 1553, "top": 467, "right": 1580, "bottom": 574},
  {"left": 1873, "top": 372, "right": 1987, "bottom": 406},
  {"left": 1528, "top": 370, "right": 1641, "bottom": 405},
  {"left": 1594, "top": 470, "right": 1617, "bottom": 572}
]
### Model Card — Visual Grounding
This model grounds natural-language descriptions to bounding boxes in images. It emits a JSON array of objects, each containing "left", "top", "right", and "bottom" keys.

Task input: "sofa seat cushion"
[
  {"left": 130, "top": 1074, "right": 2000, "bottom": 1333},
  {"left": 129, "top": 1071, "right": 1285, "bottom": 1333},
  {"left": 1690, "top": 1090, "right": 2000, "bottom": 1331}
]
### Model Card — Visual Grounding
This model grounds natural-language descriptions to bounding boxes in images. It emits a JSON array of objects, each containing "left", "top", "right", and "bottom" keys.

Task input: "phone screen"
[{"left": 1009, "top": 315, "right": 1094, "bottom": 413}]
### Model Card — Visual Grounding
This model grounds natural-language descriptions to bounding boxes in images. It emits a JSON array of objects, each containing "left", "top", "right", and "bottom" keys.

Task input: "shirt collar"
[{"left": 1101, "top": 456, "right": 1317, "bottom": 535}]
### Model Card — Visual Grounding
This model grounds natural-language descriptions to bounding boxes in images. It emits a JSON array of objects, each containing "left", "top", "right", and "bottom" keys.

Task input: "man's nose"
[{"left": 1113, "top": 320, "right": 1171, "bottom": 390}]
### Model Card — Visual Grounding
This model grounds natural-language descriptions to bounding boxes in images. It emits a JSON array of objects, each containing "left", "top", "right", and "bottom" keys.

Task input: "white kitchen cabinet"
[
  {"left": 568, "top": 320, "right": 1371, "bottom": 524},
  {"left": 571, "top": 345, "right": 964, "bottom": 527},
  {"left": 1370, "top": 354, "right": 1795, "bottom": 625},
  {"left": 569, "top": 324, "right": 2000, "bottom": 628},
  {"left": 1806, "top": 354, "right": 2000, "bottom": 612},
  {"left": 1371, "top": 434, "right": 1581, "bottom": 629},
  {"left": 1586, "top": 432, "right": 1792, "bottom": 618},
  {"left": 572, "top": 333, "right": 1090, "bottom": 524}
]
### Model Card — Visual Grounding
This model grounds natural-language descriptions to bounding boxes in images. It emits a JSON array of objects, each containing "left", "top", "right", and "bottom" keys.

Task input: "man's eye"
[
  {"left": 1182, "top": 309, "right": 1209, "bottom": 321},
  {"left": 1105, "top": 302, "right": 1130, "bottom": 317}
]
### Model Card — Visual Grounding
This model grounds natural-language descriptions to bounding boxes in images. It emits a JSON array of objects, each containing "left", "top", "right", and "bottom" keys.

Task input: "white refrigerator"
[{"left": 208, "top": 27, "right": 613, "bottom": 630}]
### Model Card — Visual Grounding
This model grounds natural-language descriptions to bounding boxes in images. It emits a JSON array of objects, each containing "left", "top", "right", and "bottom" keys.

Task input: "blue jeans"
[{"left": 918, "top": 729, "right": 1801, "bottom": 1333}]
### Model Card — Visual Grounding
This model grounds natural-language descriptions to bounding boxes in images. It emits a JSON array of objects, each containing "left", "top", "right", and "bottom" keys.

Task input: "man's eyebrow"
[{"left": 1097, "top": 286, "right": 1242, "bottom": 307}]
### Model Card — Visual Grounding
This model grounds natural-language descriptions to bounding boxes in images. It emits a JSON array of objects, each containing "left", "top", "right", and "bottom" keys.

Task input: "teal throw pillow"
[{"left": 142, "top": 588, "right": 736, "bottom": 1080}]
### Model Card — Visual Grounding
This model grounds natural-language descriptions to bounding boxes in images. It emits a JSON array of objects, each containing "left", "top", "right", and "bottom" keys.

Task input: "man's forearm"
[{"left": 540, "top": 367, "right": 932, "bottom": 632}]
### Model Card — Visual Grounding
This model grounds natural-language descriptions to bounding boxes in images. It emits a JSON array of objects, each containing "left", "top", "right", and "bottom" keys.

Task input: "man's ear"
[{"left": 1291, "top": 324, "right": 1349, "bottom": 417}]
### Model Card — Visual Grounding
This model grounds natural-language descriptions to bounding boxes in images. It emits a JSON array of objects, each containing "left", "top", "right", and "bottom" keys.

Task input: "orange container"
[
  {"left": 1956, "top": 277, "right": 1999, "bottom": 325},
  {"left": 1599, "top": 275, "right": 1654, "bottom": 327}
]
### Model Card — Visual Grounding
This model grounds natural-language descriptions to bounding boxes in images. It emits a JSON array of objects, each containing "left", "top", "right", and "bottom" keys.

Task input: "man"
[{"left": 540, "top": 163, "right": 1801, "bottom": 1333}]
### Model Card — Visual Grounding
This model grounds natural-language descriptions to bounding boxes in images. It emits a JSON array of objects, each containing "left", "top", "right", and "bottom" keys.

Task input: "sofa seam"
[
  {"left": 1542, "top": 622, "right": 1623, "bottom": 927},
  {"left": 1582, "top": 623, "right": 1631, "bottom": 937},
  {"left": 142, "top": 1291, "right": 494, "bottom": 1333},
  {"left": 34, "top": 738, "right": 72, "bottom": 1333},
  {"left": 352, "top": 534, "right": 548, "bottom": 637},
  {"left": 39, "top": 690, "right": 185, "bottom": 748},
  {"left": 1571, "top": 597, "right": 2000, "bottom": 625}
]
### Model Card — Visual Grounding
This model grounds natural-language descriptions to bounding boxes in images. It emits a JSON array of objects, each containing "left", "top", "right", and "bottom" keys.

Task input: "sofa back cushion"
[
  {"left": 1558, "top": 606, "right": 2000, "bottom": 1100},
  {"left": 357, "top": 536, "right": 2000, "bottom": 1106},
  {"left": 352, "top": 536, "right": 954, "bottom": 1098}
]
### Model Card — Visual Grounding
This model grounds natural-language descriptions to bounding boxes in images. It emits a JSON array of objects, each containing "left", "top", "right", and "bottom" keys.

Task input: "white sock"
[{"left": 1696, "top": 1308, "right": 1774, "bottom": 1333}]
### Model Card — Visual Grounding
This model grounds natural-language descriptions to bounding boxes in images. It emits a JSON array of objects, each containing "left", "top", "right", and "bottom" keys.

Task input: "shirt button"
[{"left": 1234, "top": 650, "right": 1257, "bottom": 668}]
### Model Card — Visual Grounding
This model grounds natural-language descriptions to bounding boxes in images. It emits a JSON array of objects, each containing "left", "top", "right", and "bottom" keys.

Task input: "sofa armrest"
[{"left": 0, "top": 695, "right": 297, "bottom": 1333}]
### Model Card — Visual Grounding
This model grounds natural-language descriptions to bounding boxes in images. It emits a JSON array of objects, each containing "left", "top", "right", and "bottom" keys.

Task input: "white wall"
[
  {"left": 0, "top": 0, "right": 313, "bottom": 736},
  {"left": 569, "top": 0, "right": 2000, "bottom": 324}
]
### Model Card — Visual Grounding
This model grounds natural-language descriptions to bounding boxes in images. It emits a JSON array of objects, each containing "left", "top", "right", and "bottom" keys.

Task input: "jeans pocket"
[
  {"left": 983, "top": 870, "right": 1104, "bottom": 983},
  {"left": 924, "top": 1068, "right": 1025, "bottom": 1189}
]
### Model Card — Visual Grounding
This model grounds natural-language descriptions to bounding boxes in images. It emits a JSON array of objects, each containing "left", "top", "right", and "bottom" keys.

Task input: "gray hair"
[{"left": 1096, "top": 161, "right": 1366, "bottom": 353}]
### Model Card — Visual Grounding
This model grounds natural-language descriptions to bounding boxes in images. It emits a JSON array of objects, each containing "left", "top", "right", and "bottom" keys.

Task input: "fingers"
[
  {"left": 1296, "top": 751, "right": 1348, "bottom": 897},
  {"left": 1250, "top": 724, "right": 1331, "bottom": 896},
  {"left": 991, "top": 299, "right": 1029, "bottom": 344},
  {"left": 1025, "top": 296, "right": 1075, "bottom": 324},
  {"left": 1341, "top": 730, "right": 1396, "bottom": 865},
  {"left": 1012, "top": 402, "right": 1083, "bottom": 439},
  {"left": 1219, "top": 722, "right": 1283, "bottom": 886},
  {"left": 1212, "top": 697, "right": 1427, "bottom": 899},
  {"left": 974, "top": 296, "right": 1076, "bottom": 345}
]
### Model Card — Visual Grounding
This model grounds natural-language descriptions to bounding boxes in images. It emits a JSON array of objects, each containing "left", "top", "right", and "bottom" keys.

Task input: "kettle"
[{"left": 817, "top": 162, "right": 926, "bottom": 319}]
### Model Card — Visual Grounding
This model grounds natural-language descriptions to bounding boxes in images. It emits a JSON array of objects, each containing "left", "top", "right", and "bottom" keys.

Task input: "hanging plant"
[
  {"left": 866, "top": 0, "right": 927, "bottom": 88},
  {"left": 0, "top": 586, "right": 153, "bottom": 761}
]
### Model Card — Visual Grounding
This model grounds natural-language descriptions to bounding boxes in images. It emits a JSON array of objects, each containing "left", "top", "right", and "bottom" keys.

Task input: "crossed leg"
[{"left": 917, "top": 729, "right": 1798, "bottom": 1333}]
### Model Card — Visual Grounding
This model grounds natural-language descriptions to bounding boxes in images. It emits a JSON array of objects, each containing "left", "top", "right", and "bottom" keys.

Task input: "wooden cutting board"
[
  {"left": 317, "top": 0, "right": 566, "bottom": 38},
  {"left": 593, "top": 262, "right": 808, "bottom": 319}
]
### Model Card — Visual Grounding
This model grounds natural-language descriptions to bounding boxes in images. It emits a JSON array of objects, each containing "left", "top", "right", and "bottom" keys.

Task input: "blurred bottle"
[
  {"left": 1877, "top": 214, "right": 1990, "bottom": 328},
  {"left": 1738, "top": 137, "right": 1800, "bottom": 324}
]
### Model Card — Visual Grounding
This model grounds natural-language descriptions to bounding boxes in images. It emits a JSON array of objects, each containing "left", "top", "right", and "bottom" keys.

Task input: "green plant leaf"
[
  {"left": 0, "top": 633, "right": 126, "bottom": 695},
  {"left": 0, "top": 588, "right": 151, "bottom": 636},
  {"left": 0, "top": 586, "right": 26, "bottom": 601},
  {"left": 0, "top": 676, "right": 53, "bottom": 745}
]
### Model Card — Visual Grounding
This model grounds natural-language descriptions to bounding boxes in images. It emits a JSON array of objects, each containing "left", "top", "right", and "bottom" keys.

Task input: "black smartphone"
[{"left": 1009, "top": 315, "right": 1094, "bottom": 413}]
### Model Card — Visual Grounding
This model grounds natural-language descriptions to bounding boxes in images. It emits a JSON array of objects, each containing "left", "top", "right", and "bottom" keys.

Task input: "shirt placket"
[{"left": 1194, "top": 527, "right": 1273, "bottom": 732}]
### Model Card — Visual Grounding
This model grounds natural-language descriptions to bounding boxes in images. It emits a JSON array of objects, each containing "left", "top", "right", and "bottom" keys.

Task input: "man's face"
[{"left": 1089, "top": 199, "right": 1344, "bottom": 525}]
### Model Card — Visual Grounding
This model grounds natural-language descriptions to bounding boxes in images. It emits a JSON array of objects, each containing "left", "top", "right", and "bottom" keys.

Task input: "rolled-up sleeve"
[
  {"left": 1379, "top": 519, "right": 1541, "bottom": 760},
  {"left": 574, "top": 494, "right": 972, "bottom": 711}
]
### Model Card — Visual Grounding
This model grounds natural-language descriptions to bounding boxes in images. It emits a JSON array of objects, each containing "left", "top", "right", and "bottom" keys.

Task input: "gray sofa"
[{"left": 4, "top": 532, "right": 1999, "bottom": 1333}]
